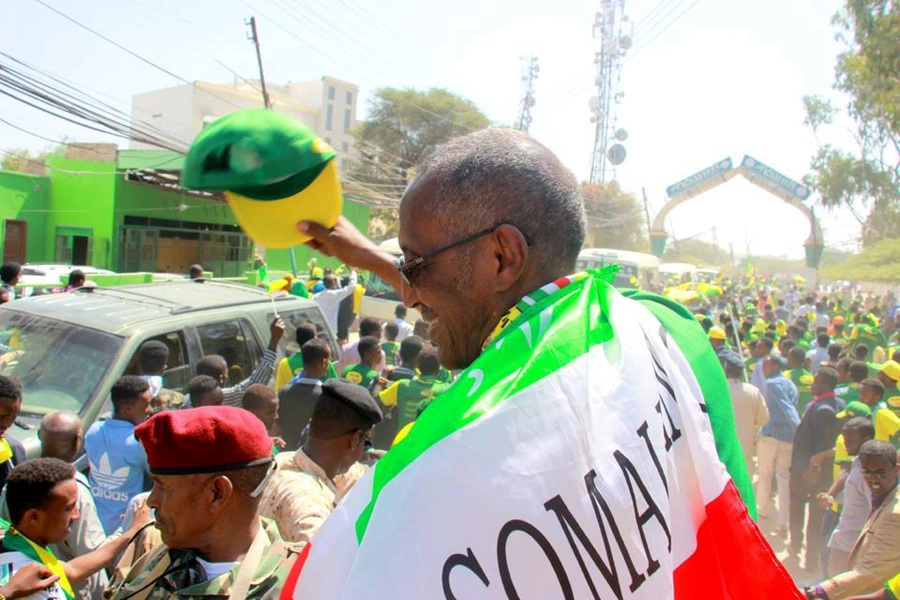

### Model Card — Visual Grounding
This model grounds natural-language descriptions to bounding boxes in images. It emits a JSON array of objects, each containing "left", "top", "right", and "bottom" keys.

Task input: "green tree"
[
  {"left": 581, "top": 182, "right": 647, "bottom": 251},
  {"left": 347, "top": 88, "right": 491, "bottom": 239},
  {"left": 821, "top": 238, "right": 900, "bottom": 282},
  {"left": 1, "top": 147, "right": 48, "bottom": 174},
  {"left": 802, "top": 0, "right": 900, "bottom": 245}
]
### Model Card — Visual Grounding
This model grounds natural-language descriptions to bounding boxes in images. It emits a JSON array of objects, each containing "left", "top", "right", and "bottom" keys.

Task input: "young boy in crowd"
[
  {"left": 84, "top": 376, "right": 152, "bottom": 534},
  {"left": 1, "top": 458, "right": 150, "bottom": 597},
  {"left": 187, "top": 375, "right": 224, "bottom": 407},
  {"left": 382, "top": 323, "right": 401, "bottom": 367},
  {"left": 0, "top": 375, "right": 26, "bottom": 494}
]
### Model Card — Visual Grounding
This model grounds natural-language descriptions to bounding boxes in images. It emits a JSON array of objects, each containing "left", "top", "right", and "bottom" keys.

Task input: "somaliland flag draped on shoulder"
[{"left": 283, "top": 267, "right": 800, "bottom": 599}]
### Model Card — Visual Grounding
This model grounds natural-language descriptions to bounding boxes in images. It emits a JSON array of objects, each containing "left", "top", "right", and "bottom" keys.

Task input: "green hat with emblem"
[{"left": 182, "top": 108, "right": 342, "bottom": 249}]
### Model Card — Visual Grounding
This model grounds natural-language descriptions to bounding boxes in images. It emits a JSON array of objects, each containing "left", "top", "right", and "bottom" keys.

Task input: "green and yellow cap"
[
  {"left": 835, "top": 400, "right": 872, "bottom": 419},
  {"left": 708, "top": 326, "right": 727, "bottom": 341},
  {"left": 182, "top": 109, "right": 342, "bottom": 249},
  {"left": 880, "top": 360, "right": 900, "bottom": 382}
]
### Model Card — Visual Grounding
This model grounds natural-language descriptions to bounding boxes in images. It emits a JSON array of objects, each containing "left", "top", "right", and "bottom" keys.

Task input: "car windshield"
[
  {"left": 363, "top": 271, "right": 401, "bottom": 302},
  {"left": 0, "top": 311, "right": 124, "bottom": 415}
]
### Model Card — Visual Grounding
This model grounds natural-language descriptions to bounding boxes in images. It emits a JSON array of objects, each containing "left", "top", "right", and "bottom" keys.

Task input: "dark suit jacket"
[{"left": 278, "top": 380, "right": 322, "bottom": 450}]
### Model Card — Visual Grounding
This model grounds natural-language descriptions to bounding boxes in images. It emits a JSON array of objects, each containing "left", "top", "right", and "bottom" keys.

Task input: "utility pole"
[
  {"left": 246, "top": 16, "right": 272, "bottom": 109},
  {"left": 516, "top": 56, "right": 539, "bottom": 134},
  {"left": 245, "top": 16, "right": 293, "bottom": 274}
]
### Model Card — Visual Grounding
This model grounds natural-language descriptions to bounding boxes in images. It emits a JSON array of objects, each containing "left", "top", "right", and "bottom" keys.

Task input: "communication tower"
[
  {"left": 516, "top": 56, "right": 539, "bottom": 134},
  {"left": 589, "top": 1, "right": 631, "bottom": 183}
]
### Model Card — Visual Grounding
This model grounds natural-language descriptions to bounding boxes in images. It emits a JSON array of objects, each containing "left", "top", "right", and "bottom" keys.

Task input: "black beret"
[{"left": 322, "top": 379, "right": 383, "bottom": 425}]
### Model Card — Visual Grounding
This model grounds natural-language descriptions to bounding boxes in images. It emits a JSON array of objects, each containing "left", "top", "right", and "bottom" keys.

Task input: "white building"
[{"left": 130, "top": 76, "right": 359, "bottom": 171}]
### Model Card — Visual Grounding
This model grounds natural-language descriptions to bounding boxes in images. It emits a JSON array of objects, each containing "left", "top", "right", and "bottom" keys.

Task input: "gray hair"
[{"left": 413, "top": 128, "right": 586, "bottom": 275}]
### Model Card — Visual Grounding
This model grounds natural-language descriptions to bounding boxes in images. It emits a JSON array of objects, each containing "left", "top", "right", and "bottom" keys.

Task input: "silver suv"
[{"left": 0, "top": 280, "right": 338, "bottom": 458}]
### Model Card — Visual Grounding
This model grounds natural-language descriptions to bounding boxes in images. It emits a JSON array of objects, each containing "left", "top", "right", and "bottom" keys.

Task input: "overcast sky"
[{"left": 2, "top": 0, "right": 861, "bottom": 258}]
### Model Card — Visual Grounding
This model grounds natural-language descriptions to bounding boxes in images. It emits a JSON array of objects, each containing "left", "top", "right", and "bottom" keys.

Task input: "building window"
[
  {"left": 325, "top": 104, "right": 334, "bottom": 131},
  {"left": 341, "top": 141, "right": 348, "bottom": 152},
  {"left": 345, "top": 91, "right": 353, "bottom": 105},
  {"left": 327, "top": 86, "right": 335, "bottom": 100},
  {"left": 325, "top": 137, "right": 331, "bottom": 144},
  {"left": 343, "top": 108, "right": 351, "bottom": 132}
]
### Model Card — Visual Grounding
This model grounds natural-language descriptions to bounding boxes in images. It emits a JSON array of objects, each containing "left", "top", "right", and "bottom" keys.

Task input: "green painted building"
[{"left": 0, "top": 145, "right": 370, "bottom": 277}]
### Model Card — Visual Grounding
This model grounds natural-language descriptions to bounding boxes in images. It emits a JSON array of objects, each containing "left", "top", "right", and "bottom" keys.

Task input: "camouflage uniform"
[
  {"left": 151, "top": 387, "right": 185, "bottom": 412},
  {"left": 106, "top": 519, "right": 299, "bottom": 599},
  {"left": 258, "top": 449, "right": 366, "bottom": 544}
]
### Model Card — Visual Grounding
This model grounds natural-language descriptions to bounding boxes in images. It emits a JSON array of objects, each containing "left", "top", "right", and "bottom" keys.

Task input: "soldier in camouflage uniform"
[
  {"left": 106, "top": 519, "right": 298, "bottom": 599},
  {"left": 107, "top": 406, "right": 300, "bottom": 599}
]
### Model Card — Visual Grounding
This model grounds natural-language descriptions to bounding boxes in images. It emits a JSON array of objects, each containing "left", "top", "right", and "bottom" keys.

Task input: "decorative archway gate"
[{"left": 649, "top": 156, "right": 824, "bottom": 268}]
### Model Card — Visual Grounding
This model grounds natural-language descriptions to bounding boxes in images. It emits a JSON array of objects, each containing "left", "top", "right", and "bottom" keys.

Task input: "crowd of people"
[
  {"left": 0, "top": 282, "right": 448, "bottom": 598},
  {"left": 707, "top": 289, "right": 900, "bottom": 599},
  {"left": 0, "top": 126, "right": 898, "bottom": 598}
]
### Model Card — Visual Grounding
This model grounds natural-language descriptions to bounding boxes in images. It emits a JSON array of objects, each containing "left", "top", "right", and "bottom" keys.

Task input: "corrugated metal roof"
[{"left": 3, "top": 281, "right": 306, "bottom": 334}]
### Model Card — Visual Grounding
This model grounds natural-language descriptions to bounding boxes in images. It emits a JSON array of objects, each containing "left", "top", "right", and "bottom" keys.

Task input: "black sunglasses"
[
  {"left": 346, "top": 427, "right": 374, "bottom": 450},
  {"left": 394, "top": 222, "right": 533, "bottom": 288}
]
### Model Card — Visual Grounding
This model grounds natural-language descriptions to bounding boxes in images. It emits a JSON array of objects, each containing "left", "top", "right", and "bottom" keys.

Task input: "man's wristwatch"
[{"left": 803, "top": 585, "right": 829, "bottom": 599}]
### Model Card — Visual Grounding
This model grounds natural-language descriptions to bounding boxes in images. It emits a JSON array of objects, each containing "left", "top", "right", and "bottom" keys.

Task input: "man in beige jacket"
[
  {"left": 805, "top": 440, "right": 900, "bottom": 599},
  {"left": 723, "top": 352, "right": 769, "bottom": 474}
]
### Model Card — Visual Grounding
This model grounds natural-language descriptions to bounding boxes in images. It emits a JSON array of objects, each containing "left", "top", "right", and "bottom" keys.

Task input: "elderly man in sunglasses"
[
  {"left": 259, "top": 380, "right": 383, "bottom": 545},
  {"left": 287, "top": 128, "right": 787, "bottom": 599}
]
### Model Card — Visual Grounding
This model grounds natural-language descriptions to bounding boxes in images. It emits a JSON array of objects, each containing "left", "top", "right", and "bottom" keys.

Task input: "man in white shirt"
[
  {"left": 808, "top": 333, "right": 832, "bottom": 373},
  {"left": 794, "top": 295, "right": 817, "bottom": 321},
  {"left": 391, "top": 304, "right": 414, "bottom": 342},
  {"left": 314, "top": 270, "right": 357, "bottom": 336},
  {"left": 337, "top": 317, "right": 385, "bottom": 375},
  {"left": 823, "top": 417, "right": 875, "bottom": 576}
]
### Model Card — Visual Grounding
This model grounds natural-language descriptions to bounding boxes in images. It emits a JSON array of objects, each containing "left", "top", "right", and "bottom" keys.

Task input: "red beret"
[{"left": 135, "top": 406, "right": 272, "bottom": 475}]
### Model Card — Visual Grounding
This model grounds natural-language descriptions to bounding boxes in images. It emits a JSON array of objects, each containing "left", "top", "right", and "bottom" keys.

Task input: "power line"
[
  {"left": 270, "top": 0, "right": 396, "bottom": 81},
  {"left": 627, "top": 0, "right": 702, "bottom": 62},
  {"left": 0, "top": 59, "right": 188, "bottom": 151},
  {"left": 330, "top": 0, "right": 425, "bottom": 68},
  {"left": 632, "top": 0, "right": 684, "bottom": 34},
  {"left": 0, "top": 51, "right": 197, "bottom": 139},
  {"left": 241, "top": 1, "right": 480, "bottom": 133},
  {"left": 30, "top": 0, "right": 244, "bottom": 110},
  {"left": 215, "top": 60, "right": 262, "bottom": 95},
  {"left": 0, "top": 52, "right": 189, "bottom": 147}
]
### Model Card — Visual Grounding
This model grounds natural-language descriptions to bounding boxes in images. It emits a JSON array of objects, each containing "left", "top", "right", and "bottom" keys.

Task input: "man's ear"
[
  {"left": 208, "top": 475, "right": 235, "bottom": 512},
  {"left": 21, "top": 507, "right": 42, "bottom": 529},
  {"left": 491, "top": 225, "right": 530, "bottom": 293}
]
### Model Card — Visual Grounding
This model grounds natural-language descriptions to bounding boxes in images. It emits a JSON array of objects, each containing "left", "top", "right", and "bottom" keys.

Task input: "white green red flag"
[{"left": 281, "top": 268, "right": 800, "bottom": 599}]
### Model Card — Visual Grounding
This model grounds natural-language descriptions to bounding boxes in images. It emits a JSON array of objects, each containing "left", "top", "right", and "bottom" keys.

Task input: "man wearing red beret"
[{"left": 106, "top": 406, "right": 301, "bottom": 599}]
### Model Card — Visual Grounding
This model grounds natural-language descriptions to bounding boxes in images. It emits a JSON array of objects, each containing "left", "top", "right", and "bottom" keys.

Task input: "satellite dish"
[
  {"left": 620, "top": 35, "right": 632, "bottom": 50},
  {"left": 588, "top": 97, "right": 600, "bottom": 111},
  {"left": 614, "top": 128, "right": 629, "bottom": 141},
  {"left": 607, "top": 144, "right": 627, "bottom": 165}
]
